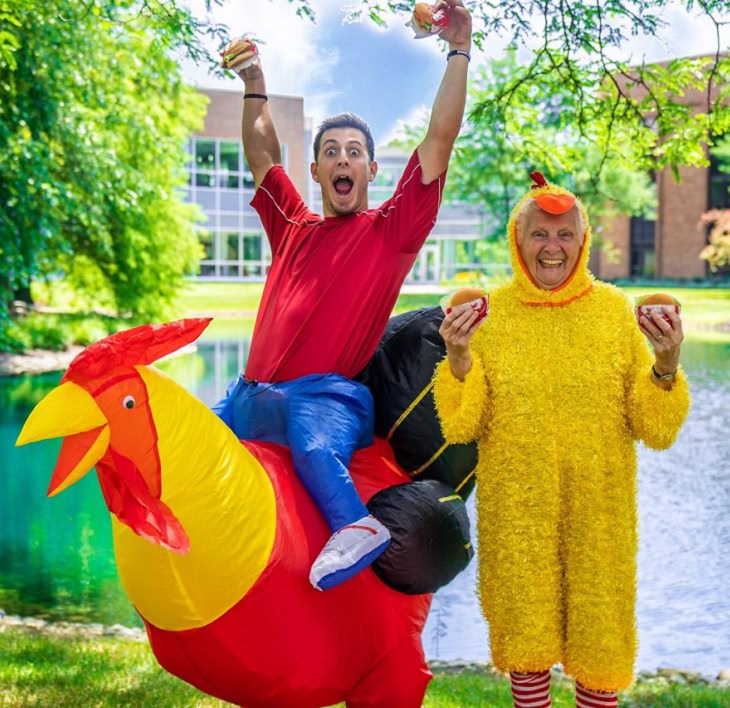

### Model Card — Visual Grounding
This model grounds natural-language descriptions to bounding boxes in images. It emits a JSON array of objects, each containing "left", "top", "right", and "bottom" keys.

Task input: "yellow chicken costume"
[{"left": 433, "top": 177, "right": 690, "bottom": 691}]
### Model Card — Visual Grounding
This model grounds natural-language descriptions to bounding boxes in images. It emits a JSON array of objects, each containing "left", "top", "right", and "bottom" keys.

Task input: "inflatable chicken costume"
[
  {"left": 15, "top": 319, "right": 442, "bottom": 707},
  {"left": 433, "top": 173, "right": 691, "bottom": 691}
]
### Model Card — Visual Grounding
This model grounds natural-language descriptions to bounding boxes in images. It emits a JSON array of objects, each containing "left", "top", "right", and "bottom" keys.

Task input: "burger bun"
[
  {"left": 441, "top": 287, "right": 489, "bottom": 324},
  {"left": 407, "top": 2, "right": 450, "bottom": 38},
  {"left": 635, "top": 292, "right": 681, "bottom": 325},
  {"left": 221, "top": 37, "right": 258, "bottom": 73}
]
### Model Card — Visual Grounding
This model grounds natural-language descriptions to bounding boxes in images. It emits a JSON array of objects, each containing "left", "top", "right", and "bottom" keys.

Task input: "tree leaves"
[{"left": 0, "top": 0, "right": 207, "bottom": 321}]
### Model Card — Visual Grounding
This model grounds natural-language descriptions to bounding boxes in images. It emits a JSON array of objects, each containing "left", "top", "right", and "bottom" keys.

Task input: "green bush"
[{"left": 0, "top": 313, "right": 127, "bottom": 353}]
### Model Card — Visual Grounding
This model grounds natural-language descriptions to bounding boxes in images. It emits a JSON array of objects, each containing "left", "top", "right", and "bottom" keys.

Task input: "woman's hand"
[
  {"left": 638, "top": 309, "right": 684, "bottom": 386},
  {"left": 439, "top": 303, "right": 483, "bottom": 380}
]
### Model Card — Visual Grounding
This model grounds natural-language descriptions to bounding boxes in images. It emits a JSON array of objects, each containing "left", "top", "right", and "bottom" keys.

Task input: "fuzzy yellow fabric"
[
  {"left": 433, "top": 185, "right": 690, "bottom": 692},
  {"left": 432, "top": 355, "right": 490, "bottom": 443}
]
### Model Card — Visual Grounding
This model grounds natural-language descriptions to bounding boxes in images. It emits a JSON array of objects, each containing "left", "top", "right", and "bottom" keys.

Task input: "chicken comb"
[
  {"left": 63, "top": 318, "right": 213, "bottom": 384},
  {"left": 529, "top": 171, "right": 548, "bottom": 189}
]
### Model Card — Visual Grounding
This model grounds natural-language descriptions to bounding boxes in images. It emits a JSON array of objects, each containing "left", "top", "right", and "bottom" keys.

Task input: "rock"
[
  {"left": 103, "top": 623, "right": 144, "bottom": 640},
  {"left": 21, "top": 617, "right": 48, "bottom": 629},
  {"left": 427, "top": 660, "right": 499, "bottom": 676},
  {"left": 0, "top": 346, "right": 83, "bottom": 377},
  {"left": 717, "top": 668, "right": 730, "bottom": 682},
  {"left": 656, "top": 667, "right": 707, "bottom": 685},
  {"left": 1, "top": 615, "right": 23, "bottom": 626}
]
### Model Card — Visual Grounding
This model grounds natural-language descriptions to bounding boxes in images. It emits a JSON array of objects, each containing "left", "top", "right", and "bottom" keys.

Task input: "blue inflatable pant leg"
[
  {"left": 286, "top": 374, "right": 373, "bottom": 531},
  {"left": 213, "top": 374, "right": 373, "bottom": 532}
]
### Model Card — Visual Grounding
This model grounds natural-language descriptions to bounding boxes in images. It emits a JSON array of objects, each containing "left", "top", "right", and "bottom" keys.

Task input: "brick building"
[
  {"left": 595, "top": 62, "right": 729, "bottom": 280},
  {"left": 189, "top": 85, "right": 728, "bottom": 283},
  {"left": 186, "top": 89, "right": 493, "bottom": 284},
  {"left": 185, "top": 89, "right": 310, "bottom": 279}
]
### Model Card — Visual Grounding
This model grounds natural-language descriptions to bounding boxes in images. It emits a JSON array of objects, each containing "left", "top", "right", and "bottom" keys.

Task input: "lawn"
[
  {"left": 2, "top": 628, "right": 727, "bottom": 707},
  {"left": 178, "top": 281, "right": 730, "bottom": 330}
]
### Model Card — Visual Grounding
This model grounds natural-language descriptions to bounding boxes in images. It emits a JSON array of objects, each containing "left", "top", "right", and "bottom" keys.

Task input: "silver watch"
[{"left": 652, "top": 364, "right": 677, "bottom": 381}]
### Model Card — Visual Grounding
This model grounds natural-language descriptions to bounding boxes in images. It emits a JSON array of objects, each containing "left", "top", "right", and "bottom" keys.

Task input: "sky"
[{"left": 180, "top": 0, "right": 730, "bottom": 148}]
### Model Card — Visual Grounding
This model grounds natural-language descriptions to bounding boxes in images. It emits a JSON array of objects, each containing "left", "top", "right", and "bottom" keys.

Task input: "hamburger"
[
  {"left": 635, "top": 292, "right": 681, "bottom": 324},
  {"left": 407, "top": 2, "right": 450, "bottom": 38},
  {"left": 221, "top": 37, "right": 258, "bottom": 73},
  {"left": 441, "top": 287, "right": 489, "bottom": 324}
]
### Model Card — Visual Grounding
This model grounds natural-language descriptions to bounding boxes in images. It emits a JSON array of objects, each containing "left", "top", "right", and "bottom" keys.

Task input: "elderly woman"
[{"left": 435, "top": 173, "right": 690, "bottom": 708}]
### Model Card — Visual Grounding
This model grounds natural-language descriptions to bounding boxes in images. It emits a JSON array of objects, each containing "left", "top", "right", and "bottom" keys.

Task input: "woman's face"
[{"left": 517, "top": 207, "right": 585, "bottom": 290}]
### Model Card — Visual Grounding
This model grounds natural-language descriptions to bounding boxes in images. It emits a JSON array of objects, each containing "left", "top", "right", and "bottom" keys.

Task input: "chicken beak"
[{"left": 15, "top": 381, "right": 110, "bottom": 497}]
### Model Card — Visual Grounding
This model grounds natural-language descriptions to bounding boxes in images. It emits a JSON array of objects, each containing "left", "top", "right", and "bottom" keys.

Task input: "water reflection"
[{"left": 1, "top": 336, "right": 729, "bottom": 676}]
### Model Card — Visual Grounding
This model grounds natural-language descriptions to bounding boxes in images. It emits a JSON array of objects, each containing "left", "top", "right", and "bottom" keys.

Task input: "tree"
[
  {"left": 0, "top": 0, "right": 210, "bottom": 323},
  {"left": 392, "top": 51, "right": 656, "bottom": 253},
  {"left": 308, "top": 1, "right": 730, "bottom": 178}
]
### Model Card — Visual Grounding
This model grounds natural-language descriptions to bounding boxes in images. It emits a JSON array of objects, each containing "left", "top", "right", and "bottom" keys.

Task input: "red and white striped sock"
[
  {"left": 509, "top": 669, "right": 552, "bottom": 708},
  {"left": 575, "top": 682, "right": 618, "bottom": 708}
]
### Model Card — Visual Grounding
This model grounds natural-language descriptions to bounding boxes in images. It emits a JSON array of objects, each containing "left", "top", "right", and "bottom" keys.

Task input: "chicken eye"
[{"left": 122, "top": 395, "right": 136, "bottom": 410}]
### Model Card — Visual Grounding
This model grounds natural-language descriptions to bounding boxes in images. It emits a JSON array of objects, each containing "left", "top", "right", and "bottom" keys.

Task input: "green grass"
[
  {"left": 174, "top": 281, "right": 266, "bottom": 317},
  {"left": 177, "top": 282, "right": 730, "bottom": 327},
  {"left": 1, "top": 630, "right": 728, "bottom": 707},
  {"left": 5, "top": 281, "right": 730, "bottom": 353},
  {"left": 181, "top": 282, "right": 730, "bottom": 345},
  {"left": 620, "top": 286, "right": 730, "bottom": 328}
]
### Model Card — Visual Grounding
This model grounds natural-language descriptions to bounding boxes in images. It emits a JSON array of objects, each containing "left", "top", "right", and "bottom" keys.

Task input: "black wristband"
[
  {"left": 243, "top": 93, "right": 268, "bottom": 101},
  {"left": 447, "top": 49, "right": 470, "bottom": 62}
]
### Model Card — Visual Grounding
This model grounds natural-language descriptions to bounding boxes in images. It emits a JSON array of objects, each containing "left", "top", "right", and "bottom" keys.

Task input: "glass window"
[
  {"left": 220, "top": 141, "right": 240, "bottom": 173},
  {"left": 224, "top": 232, "right": 240, "bottom": 260},
  {"left": 220, "top": 264, "right": 240, "bottom": 277},
  {"left": 243, "top": 156, "right": 255, "bottom": 188},
  {"left": 184, "top": 139, "right": 193, "bottom": 170},
  {"left": 198, "top": 230, "right": 214, "bottom": 260},
  {"left": 195, "top": 190, "right": 216, "bottom": 212},
  {"left": 244, "top": 233, "right": 262, "bottom": 261},
  {"left": 199, "top": 263, "right": 216, "bottom": 277},
  {"left": 219, "top": 213, "right": 240, "bottom": 229},
  {"left": 220, "top": 190, "right": 239, "bottom": 212},
  {"left": 709, "top": 152, "right": 730, "bottom": 209},
  {"left": 196, "top": 172, "right": 216, "bottom": 188},
  {"left": 195, "top": 139, "right": 216, "bottom": 169},
  {"left": 629, "top": 217, "right": 656, "bottom": 278},
  {"left": 223, "top": 174, "right": 240, "bottom": 189}
]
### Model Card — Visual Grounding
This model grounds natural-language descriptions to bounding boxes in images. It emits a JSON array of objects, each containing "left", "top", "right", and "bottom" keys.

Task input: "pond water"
[{"left": 1, "top": 333, "right": 729, "bottom": 677}]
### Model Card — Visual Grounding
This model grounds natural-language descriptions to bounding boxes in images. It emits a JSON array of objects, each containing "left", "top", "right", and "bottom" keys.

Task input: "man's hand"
[
  {"left": 435, "top": 0, "right": 472, "bottom": 50},
  {"left": 220, "top": 38, "right": 263, "bottom": 84}
]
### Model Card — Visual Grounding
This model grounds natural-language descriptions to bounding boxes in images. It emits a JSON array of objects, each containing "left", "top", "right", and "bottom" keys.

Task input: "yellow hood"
[{"left": 506, "top": 179, "right": 594, "bottom": 307}]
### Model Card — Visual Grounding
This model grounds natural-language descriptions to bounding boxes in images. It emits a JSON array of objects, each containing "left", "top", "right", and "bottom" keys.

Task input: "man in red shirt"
[{"left": 214, "top": 0, "right": 471, "bottom": 591}]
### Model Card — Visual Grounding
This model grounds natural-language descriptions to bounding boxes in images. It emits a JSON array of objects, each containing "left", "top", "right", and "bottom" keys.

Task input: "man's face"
[
  {"left": 517, "top": 206, "right": 585, "bottom": 290},
  {"left": 310, "top": 127, "right": 377, "bottom": 217}
]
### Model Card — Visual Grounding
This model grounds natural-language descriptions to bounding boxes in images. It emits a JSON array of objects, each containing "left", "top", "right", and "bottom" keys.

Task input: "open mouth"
[
  {"left": 333, "top": 177, "right": 353, "bottom": 196},
  {"left": 539, "top": 258, "right": 564, "bottom": 268}
]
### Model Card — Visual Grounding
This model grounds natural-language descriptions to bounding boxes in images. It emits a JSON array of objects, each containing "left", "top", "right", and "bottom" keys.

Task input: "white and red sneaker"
[{"left": 309, "top": 515, "right": 391, "bottom": 591}]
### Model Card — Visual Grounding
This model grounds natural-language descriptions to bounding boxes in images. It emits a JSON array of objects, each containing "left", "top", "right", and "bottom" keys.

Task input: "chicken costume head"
[{"left": 508, "top": 170, "right": 595, "bottom": 306}]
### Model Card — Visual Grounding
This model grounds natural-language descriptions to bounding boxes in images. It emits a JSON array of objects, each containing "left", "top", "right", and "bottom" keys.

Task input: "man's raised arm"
[
  {"left": 221, "top": 39, "right": 282, "bottom": 187},
  {"left": 417, "top": 0, "right": 472, "bottom": 184}
]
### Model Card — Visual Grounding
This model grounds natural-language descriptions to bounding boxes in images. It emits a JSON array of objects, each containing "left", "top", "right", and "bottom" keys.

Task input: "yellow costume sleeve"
[
  {"left": 433, "top": 352, "right": 491, "bottom": 444},
  {"left": 625, "top": 326, "right": 690, "bottom": 450}
]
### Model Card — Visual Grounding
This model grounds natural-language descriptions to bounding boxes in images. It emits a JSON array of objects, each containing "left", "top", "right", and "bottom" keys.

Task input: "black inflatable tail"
[{"left": 356, "top": 306, "right": 477, "bottom": 499}]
